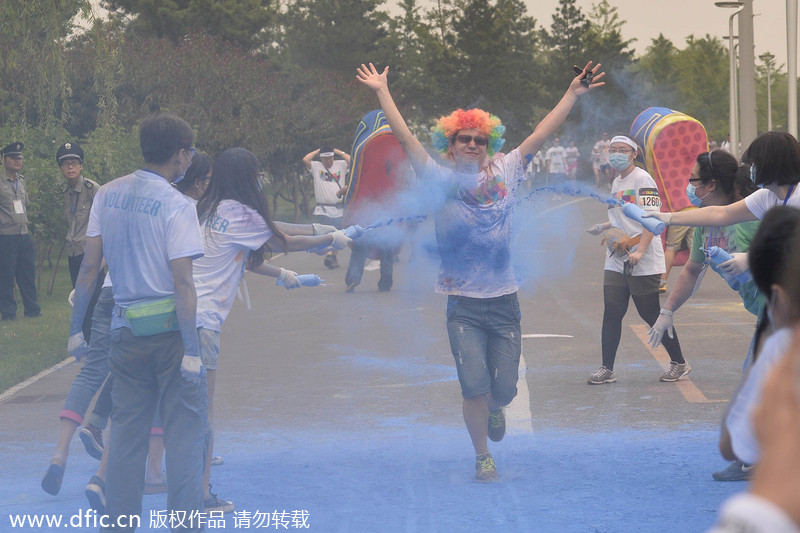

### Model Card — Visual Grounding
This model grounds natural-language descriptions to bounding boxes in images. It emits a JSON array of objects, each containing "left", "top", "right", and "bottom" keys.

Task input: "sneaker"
[
  {"left": 587, "top": 366, "right": 617, "bottom": 385},
  {"left": 660, "top": 362, "right": 691, "bottom": 382},
  {"left": 658, "top": 281, "right": 667, "bottom": 294},
  {"left": 475, "top": 454, "right": 498, "bottom": 481},
  {"left": 712, "top": 461, "right": 754, "bottom": 482},
  {"left": 344, "top": 282, "right": 357, "bottom": 293},
  {"left": 85, "top": 475, "right": 106, "bottom": 514},
  {"left": 79, "top": 425, "right": 104, "bottom": 460},
  {"left": 488, "top": 407, "right": 506, "bottom": 442},
  {"left": 41, "top": 461, "right": 64, "bottom": 495},
  {"left": 211, "top": 455, "right": 224, "bottom": 467},
  {"left": 204, "top": 485, "right": 234, "bottom": 513}
]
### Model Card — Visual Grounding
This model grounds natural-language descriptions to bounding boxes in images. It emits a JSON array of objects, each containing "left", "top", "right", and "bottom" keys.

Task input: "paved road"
[{"left": 1, "top": 195, "right": 755, "bottom": 531}]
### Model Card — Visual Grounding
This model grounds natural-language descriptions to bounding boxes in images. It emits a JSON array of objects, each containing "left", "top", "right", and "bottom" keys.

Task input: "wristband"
[{"left": 659, "top": 308, "right": 673, "bottom": 316}]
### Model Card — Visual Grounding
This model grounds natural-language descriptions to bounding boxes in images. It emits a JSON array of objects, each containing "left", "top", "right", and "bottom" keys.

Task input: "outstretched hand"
[
  {"left": 356, "top": 63, "right": 389, "bottom": 92},
  {"left": 570, "top": 62, "right": 605, "bottom": 96}
]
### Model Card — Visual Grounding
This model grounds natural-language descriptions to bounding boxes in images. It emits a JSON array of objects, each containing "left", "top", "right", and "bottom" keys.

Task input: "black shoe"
[
  {"left": 41, "top": 461, "right": 64, "bottom": 495},
  {"left": 345, "top": 282, "right": 357, "bottom": 293},
  {"left": 85, "top": 475, "right": 106, "bottom": 514},
  {"left": 712, "top": 461, "right": 753, "bottom": 482}
]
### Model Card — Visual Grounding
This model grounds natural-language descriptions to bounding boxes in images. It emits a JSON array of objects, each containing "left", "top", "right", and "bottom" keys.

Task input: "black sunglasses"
[{"left": 455, "top": 134, "right": 489, "bottom": 147}]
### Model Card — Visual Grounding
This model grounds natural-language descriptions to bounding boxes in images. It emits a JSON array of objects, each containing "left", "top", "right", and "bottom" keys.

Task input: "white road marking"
[
  {"left": 507, "top": 333, "right": 573, "bottom": 434},
  {"left": 0, "top": 357, "right": 74, "bottom": 403}
]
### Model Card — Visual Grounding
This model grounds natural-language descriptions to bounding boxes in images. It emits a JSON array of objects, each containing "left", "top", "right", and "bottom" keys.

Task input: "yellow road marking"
[{"left": 630, "top": 324, "right": 727, "bottom": 404}]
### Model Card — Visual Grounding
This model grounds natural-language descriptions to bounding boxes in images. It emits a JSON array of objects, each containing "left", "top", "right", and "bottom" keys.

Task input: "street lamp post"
[
  {"left": 760, "top": 52, "right": 775, "bottom": 131},
  {"left": 716, "top": 1, "right": 745, "bottom": 159},
  {"left": 724, "top": 36, "right": 740, "bottom": 142}
]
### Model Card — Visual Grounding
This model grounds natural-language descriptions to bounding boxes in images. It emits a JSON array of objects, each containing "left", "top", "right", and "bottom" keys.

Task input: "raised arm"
[
  {"left": 302, "top": 149, "right": 320, "bottom": 171},
  {"left": 356, "top": 63, "right": 429, "bottom": 176},
  {"left": 518, "top": 62, "right": 605, "bottom": 161},
  {"left": 334, "top": 148, "right": 351, "bottom": 166}
]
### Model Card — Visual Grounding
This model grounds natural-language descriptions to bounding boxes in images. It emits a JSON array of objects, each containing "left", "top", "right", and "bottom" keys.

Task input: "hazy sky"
[{"left": 528, "top": 0, "right": 795, "bottom": 70}]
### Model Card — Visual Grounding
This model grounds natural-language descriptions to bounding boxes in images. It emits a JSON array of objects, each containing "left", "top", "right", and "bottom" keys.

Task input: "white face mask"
[
  {"left": 608, "top": 152, "right": 631, "bottom": 171},
  {"left": 173, "top": 149, "right": 191, "bottom": 183}
]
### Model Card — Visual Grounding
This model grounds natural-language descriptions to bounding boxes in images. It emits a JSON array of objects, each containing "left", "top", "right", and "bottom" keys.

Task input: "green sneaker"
[
  {"left": 488, "top": 407, "right": 506, "bottom": 442},
  {"left": 475, "top": 454, "right": 498, "bottom": 481}
]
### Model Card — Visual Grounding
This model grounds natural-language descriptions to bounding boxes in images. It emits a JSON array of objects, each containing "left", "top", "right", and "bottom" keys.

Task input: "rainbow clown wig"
[{"left": 431, "top": 108, "right": 506, "bottom": 158}]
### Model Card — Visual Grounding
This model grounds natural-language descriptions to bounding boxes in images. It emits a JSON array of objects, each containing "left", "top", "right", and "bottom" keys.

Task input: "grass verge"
[{"left": 0, "top": 264, "right": 72, "bottom": 394}]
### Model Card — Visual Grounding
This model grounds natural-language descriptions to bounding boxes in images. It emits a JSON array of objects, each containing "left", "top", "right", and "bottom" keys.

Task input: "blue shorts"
[
  {"left": 446, "top": 293, "right": 522, "bottom": 404},
  {"left": 199, "top": 328, "right": 221, "bottom": 371}
]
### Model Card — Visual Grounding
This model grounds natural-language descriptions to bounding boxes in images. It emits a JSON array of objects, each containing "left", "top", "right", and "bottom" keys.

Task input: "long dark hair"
[{"left": 197, "top": 148, "right": 286, "bottom": 268}]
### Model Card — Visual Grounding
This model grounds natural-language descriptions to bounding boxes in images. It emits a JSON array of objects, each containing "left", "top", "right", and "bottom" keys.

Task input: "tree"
[
  {"left": 101, "top": 0, "right": 277, "bottom": 50},
  {"left": 405, "top": 0, "right": 544, "bottom": 145},
  {"left": 634, "top": 34, "right": 681, "bottom": 110},
  {"left": 0, "top": 1, "right": 91, "bottom": 127},
  {"left": 543, "top": 0, "right": 590, "bottom": 70},
  {"left": 573, "top": 0, "right": 637, "bottom": 138},
  {"left": 280, "top": 0, "right": 390, "bottom": 75},
  {"left": 105, "top": 32, "right": 375, "bottom": 219},
  {"left": 672, "top": 35, "right": 729, "bottom": 141}
]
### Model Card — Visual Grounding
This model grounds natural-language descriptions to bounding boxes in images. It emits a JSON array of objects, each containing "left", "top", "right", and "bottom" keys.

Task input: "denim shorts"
[
  {"left": 199, "top": 328, "right": 221, "bottom": 371},
  {"left": 446, "top": 293, "right": 522, "bottom": 404}
]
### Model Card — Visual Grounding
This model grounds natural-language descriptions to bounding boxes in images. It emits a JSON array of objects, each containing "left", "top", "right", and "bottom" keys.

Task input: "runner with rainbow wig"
[{"left": 356, "top": 61, "right": 604, "bottom": 481}]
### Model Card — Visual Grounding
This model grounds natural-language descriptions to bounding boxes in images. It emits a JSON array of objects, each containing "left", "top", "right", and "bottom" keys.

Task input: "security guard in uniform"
[
  {"left": 59, "top": 143, "right": 100, "bottom": 285},
  {"left": 59, "top": 142, "right": 102, "bottom": 339},
  {"left": 0, "top": 142, "right": 41, "bottom": 320}
]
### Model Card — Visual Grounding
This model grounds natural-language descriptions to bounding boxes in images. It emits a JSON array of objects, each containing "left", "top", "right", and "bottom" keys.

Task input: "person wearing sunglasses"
[
  {"left": 356, "top": 60, "right": 604, "bottom": 481},
  {"left": 586, "top": 135, "right": 688, "bottom": 385}
]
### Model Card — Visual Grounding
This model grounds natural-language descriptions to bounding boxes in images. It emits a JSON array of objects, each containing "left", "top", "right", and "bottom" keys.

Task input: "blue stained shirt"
[
  {"left": 423, "top": 149, "right": 527, "bottom": 298},
  {"left": 86, "top": 170, "right": 204, "bottom": 329}
]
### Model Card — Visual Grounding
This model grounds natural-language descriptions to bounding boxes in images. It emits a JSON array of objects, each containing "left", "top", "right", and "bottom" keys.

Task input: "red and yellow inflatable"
[{"left": 630, "top": 107, "right": 709, "bottom": 214}]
